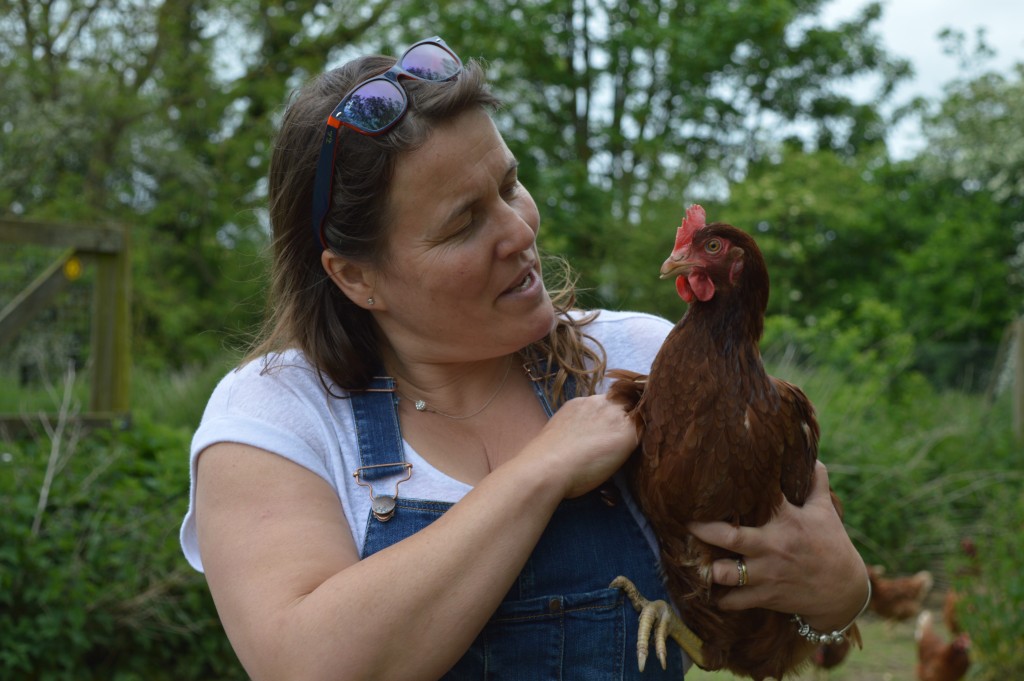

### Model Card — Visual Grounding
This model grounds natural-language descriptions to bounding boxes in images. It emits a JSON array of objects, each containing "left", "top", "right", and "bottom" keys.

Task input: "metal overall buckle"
[{"left": 353, "top": 463, "right": 413, "bottom": 522}]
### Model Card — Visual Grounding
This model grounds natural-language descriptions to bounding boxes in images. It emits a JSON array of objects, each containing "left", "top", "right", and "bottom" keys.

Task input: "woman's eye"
[{"left": 448, "top": 216, "right": 475, "bottom": 240}]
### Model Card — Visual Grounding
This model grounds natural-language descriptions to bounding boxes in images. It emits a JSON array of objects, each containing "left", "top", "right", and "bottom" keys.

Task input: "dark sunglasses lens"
[
  {"left": 401, "top": 43, "right": 461, "bottom": 81},
  {"left": 339, "top": 79, "right": 406, "bottom": 133}
]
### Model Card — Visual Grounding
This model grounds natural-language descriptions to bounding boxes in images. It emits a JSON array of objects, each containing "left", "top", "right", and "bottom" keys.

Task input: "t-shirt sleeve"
[
  {"left": 179, "top": 358, "right": 338, "bottom": 572},
  {"left": 590, "top": 310, "right": 674, "bottom": 390}
]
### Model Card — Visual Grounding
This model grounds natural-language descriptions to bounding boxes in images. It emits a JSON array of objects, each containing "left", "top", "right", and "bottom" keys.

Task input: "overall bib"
[{"left": 350, "top": 372, "right": 686, "bottom": 680}]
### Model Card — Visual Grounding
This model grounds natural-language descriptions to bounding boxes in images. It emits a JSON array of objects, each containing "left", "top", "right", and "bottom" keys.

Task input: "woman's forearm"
[{"left": 274, "top": 450, "right": 566, "bottom": 681}]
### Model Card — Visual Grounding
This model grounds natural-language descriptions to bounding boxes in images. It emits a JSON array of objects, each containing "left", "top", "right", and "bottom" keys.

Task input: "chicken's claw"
[{"left": 610, "top": 575, "right": 706, "bottom": 670}]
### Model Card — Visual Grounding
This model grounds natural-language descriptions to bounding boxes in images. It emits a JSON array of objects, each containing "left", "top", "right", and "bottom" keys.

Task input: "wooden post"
[
  {"left": 1015, "top": 317, "right": 1024, "bottom": 440},
  {"left": 89, "top": 226, "right": 131, "bottom": 413}
]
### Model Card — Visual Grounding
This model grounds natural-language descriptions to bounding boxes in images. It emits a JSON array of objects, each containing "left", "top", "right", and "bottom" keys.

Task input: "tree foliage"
[
  {"left": 917, "top": 59, "right": 1024, "bottom": 305},
  {"left": 0, "top": 0, "right": 889, "bottom": 368},
  {"left": 395, "top": 0, "right": 910, "bottom": 295},
  {"left": 721, "top": 144, "right": 1021, "bottom": 389},
  {"left": 0, "top": 0, "right": 1019, "bottom": 388},
  {"left": 0, "top": 0, "right": 403, "bottom": 367}
]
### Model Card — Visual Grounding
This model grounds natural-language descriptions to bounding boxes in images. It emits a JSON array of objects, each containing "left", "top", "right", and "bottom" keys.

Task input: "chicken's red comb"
[{"left": 674, "top": 203, "right": 706, "bottom": 250}]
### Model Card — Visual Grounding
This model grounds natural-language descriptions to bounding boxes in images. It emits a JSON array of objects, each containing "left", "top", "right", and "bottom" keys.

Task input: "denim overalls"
[{"left": 350, "top": 372, "right": 686, "bottom": 680}]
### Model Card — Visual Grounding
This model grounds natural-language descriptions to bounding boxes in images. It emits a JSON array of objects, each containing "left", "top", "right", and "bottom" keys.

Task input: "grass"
[
  {"left": 0, "top": 353, "right": 238, "bottom": 432},
  {"left": 0, "top": 366, "right": 90, "bottom": 413},
  {"left": 684, "top": 615, "right": 919, "bottom": 680},
  {"left": 131, "top": 354, "right": 238, "bottom": 429},
  {"left": 683, "top": 594, "right": 964, "bottom": 680}
]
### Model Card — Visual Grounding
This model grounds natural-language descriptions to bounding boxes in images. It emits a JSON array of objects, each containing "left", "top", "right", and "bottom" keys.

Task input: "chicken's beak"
[{"left": 660, "top": 251, "right": 696, "bottom": 279}]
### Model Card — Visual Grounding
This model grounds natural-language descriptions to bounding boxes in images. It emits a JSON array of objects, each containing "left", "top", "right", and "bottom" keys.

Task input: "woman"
[{"left": 180, "top": 37, "right": 869, "bottom": 680}]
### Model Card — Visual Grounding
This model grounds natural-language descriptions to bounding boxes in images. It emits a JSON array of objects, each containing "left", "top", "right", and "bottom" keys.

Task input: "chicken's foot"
[{"left": 610, "top": 575, "right": 706, "bottom": 670}]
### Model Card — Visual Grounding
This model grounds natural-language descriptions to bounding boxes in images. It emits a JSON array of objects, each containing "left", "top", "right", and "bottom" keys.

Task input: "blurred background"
[{"left": 1, "top": 0, "right": 1021, "bottom": 678}]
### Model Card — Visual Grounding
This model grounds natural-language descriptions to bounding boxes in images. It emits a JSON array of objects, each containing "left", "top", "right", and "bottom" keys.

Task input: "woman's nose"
[{"left": 495, "top": 201, "right": 539, "bottom": 259}]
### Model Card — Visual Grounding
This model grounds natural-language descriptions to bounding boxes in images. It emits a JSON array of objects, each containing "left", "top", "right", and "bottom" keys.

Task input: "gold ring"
[{"left": 736, "top": 558, "right": 749, "bottom": 587}]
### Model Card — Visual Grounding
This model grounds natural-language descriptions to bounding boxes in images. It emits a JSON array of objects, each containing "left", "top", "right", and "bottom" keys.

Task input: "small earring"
[{"left": 367, "top": 297, "right": 375, "bottom": 306}]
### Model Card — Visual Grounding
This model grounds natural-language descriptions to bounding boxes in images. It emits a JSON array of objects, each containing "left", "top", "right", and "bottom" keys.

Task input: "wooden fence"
[{"left": 0, "top": 219, "right": 131, "bottom": 429}]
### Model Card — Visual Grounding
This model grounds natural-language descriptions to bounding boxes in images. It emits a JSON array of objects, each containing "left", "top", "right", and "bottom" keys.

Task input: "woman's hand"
[
  {"left": 529, "top": 393, "right": 639, "bottom": 499},
  {"left": 687, "top": 461, "right": 869, "bottom": 631}
]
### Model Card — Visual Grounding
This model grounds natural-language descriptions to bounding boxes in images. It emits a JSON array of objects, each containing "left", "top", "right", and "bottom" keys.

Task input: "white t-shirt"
[{"left": 179, "top": 309, "right": 674, "bottom": 572}]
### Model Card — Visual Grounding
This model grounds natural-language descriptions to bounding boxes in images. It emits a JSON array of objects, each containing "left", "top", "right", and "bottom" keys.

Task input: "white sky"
[{"left": 820, "top": 0, "right": 1024, "bottom": 157}]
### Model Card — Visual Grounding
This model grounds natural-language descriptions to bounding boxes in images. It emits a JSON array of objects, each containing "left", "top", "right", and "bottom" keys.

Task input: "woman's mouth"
[
  {"left": 507, "top": 271, "right": 534, "bottom": 294},
  {"left": 500, "top": 268, "right": 542, "bottom": 298}
]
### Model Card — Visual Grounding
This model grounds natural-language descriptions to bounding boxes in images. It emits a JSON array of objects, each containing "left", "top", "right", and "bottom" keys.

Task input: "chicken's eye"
[{"left": 705, "top": 239, "right": 723, "bottom": 254}]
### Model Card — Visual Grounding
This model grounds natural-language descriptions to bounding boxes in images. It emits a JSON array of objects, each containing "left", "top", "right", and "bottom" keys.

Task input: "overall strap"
[
  {"left": 349, "top": 375, "right": 410, "bottom": 522},
  {"left": 349, "top": 375, "right": 407, "bottom": 477}
]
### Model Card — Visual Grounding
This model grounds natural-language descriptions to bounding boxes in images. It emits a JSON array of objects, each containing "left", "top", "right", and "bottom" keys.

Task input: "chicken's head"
[{"left": 661, "top": 204, "right": 750, "bottom": 304}]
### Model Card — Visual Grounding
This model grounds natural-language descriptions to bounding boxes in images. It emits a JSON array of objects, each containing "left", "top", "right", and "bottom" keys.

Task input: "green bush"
[
  {"left": 764, "top": 359, "right": 1022, "bottom": 575},
  {"left": 131, "top": 355, "right": 239, "bottom": 431},
  {"left": 949, "top": 488, "right": 1024, "bottom": 679},
  {"left": 0, "top": 416, "right": 244, "bottom": 680},
  {"left": 763, "top": 299, "right": 922, "bottom": 398}
]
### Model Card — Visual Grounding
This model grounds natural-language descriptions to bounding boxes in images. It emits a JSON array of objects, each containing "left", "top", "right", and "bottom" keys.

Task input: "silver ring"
[{"left": 736, "top": 558, "right": 749, "bottom": 587}]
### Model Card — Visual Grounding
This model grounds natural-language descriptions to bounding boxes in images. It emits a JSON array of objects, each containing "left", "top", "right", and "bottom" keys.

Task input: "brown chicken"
[
  {"left": 866, "top": 564, "right": 934, "bottom": 621},
  {"left": 608, "top": 205, "right": 857, "bottom": 680},
  {"left": 941, "top": 590, "right": 964, "bottom": 636},
  {"left": 944, "top": 537, "right": 980, "bottom": 634},
  {"left": 916, "top": 610, "right": 970, "bottom": 681}
]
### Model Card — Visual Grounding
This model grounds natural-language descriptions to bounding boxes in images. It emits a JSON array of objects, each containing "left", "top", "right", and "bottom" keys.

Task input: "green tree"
[
  {"left": 0, "top": 0, "right": 403, "bottom": 368},
  {"left": 918, "top": 60, "right": 1024, "bottom": 300},
  {"left": 895, "top": 46, "right": 1024, "bottom": 386},
  {"left": 716, "top": 144, "right": 891, "bottom": 318},
  {"left": 397, "top": 0, "right": 909, "bottom": 301},
  {"left": 711, "top": 140, "right": 1019, "bottom": 389},
  {"left": 883, "top": 165, "right": 1019, "bottom": 388},
  {"left": 1, "top": 0, "right": 913, "bottom": 369},
  {"left": 919, "top": 31, "right": 1024, "bottom": 203}
]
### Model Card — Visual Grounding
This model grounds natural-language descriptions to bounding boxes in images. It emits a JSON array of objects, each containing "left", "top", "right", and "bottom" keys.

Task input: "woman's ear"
[{"left": 321, "top": 251, "right": 379, "bottom": 310}]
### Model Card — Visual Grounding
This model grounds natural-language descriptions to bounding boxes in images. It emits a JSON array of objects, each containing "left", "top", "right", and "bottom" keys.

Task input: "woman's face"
[{"left": 370, "top": 108, "right": 554, "bottom": 364}]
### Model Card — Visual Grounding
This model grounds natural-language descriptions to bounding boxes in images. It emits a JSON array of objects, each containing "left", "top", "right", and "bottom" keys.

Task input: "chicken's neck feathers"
[
  {"left": 678, "top": 303, "right": 767, "bottom": 380},
  {"left": 687, "top": 274, "right": 766, "bottom": 345}
]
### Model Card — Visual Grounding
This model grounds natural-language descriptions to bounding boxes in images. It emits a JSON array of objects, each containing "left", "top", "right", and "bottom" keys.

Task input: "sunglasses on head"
[{"left": 311, "top": 36, "right": 463, "bottom": 249}]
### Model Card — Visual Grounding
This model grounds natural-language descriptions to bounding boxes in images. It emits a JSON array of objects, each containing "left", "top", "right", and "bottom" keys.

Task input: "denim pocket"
[{"left": 471, "top": 588, "right": 625, "bottom": 680}]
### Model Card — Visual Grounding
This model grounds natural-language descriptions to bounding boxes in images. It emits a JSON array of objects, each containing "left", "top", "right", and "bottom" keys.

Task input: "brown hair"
[{"left": 247, "top": 53, "right": 604, "bottom": 404}]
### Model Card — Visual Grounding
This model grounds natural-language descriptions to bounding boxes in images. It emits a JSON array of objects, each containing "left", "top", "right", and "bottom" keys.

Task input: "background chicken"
[
  {"left": 916, "top": 610, "right": 971, "bottom": 681},
  {"left": 866, "top": 564, "right": 934, "bottom": 622},
  {"left": 608, "top": 205, "right": 858, "bottom": 680},
  {"left": 943, "top": 537, "right": 980, "bottom": 635}
]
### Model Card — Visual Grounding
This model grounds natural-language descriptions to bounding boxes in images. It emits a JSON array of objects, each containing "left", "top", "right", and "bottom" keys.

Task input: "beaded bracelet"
[{"left": 792, "top": 577, "right": 872, "bottom": 645}]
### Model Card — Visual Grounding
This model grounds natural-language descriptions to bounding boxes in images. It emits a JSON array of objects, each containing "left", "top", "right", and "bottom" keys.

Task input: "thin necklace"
[{"left": 398, "top": 357, "right": 513, "bottom": 421}]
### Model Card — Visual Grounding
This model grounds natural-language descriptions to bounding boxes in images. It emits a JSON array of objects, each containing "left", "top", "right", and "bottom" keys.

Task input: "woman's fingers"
[
  {"left": 687, "top": 518, "right": 752, "bottom": 555},
  {"left": 685, "top": 461, "right": 867, "bottom": 617}
]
